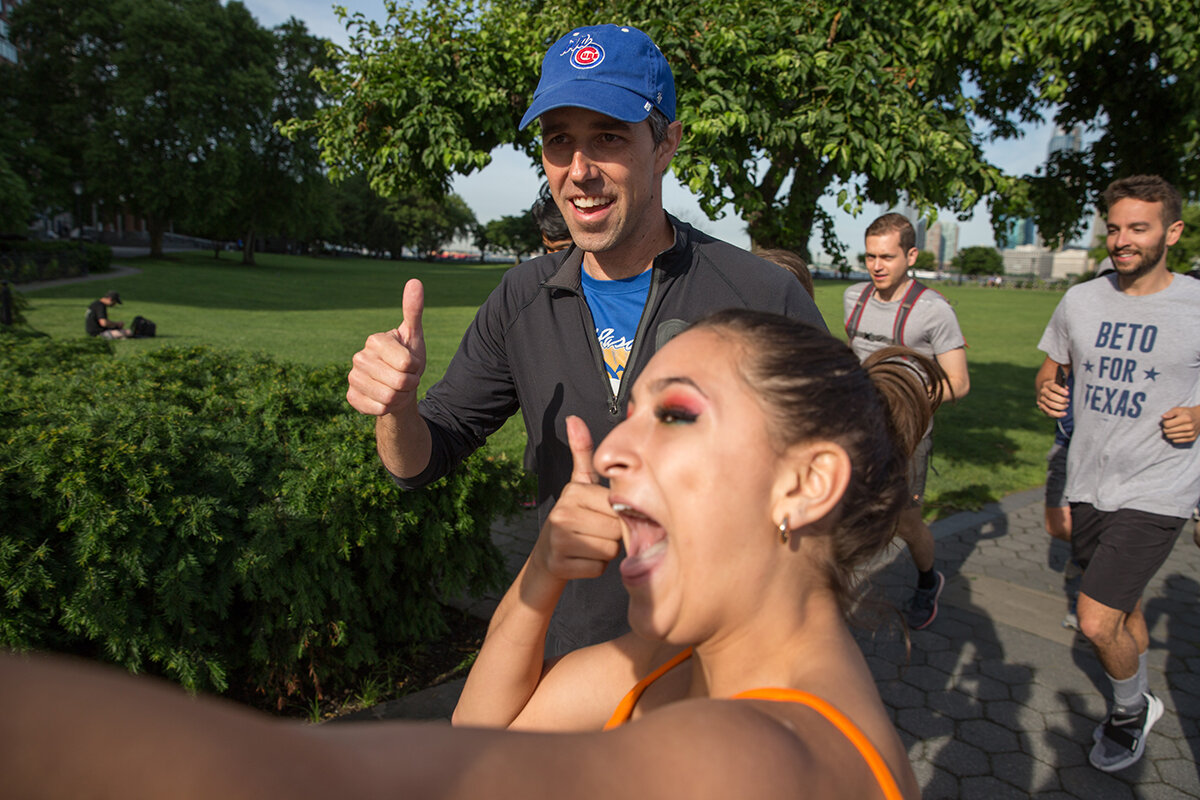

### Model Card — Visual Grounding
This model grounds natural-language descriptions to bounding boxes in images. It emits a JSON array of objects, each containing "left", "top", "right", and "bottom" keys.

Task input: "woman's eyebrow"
[{"left": 646, "top": 375, "right": 707, "bottom": 397}]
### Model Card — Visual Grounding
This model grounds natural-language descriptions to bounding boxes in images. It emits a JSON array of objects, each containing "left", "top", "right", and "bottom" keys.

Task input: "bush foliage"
[
  {"left": 0, "top": 240, "right": 113, "bottom": 283},
  {"left": 0, "top": 336, "right": 521, "bottom": 704}
]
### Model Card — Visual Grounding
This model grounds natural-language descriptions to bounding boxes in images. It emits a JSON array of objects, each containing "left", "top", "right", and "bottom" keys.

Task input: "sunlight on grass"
[{"left": 20, "top": 257, "right": 1069, "bottom": 512}]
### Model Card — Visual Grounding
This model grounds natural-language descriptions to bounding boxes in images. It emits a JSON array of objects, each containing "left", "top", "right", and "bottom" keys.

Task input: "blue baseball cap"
[{"left": 519, "top": 25, "right": 676, "bottom": 130}]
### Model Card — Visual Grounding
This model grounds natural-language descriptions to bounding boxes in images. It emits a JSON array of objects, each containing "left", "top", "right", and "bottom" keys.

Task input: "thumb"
[
  {"left": 397, "top": 278, "right": 425, "bottom": 350},
  {"left": 565, "top": 415, "right": 599, "bottom": 485}
]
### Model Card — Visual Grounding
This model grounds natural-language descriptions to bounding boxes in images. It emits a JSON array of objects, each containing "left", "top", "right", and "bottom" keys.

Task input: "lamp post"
[{"left": 72, "top": 181, "right": 86, "bottom": 272}]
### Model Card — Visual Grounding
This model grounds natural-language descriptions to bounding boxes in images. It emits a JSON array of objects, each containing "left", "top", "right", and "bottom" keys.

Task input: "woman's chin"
[{"left": 626, "top": 595, "right": 679, "bottom": 642}]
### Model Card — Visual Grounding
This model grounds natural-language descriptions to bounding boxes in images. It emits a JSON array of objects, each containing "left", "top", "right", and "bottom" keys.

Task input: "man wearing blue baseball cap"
[{"left": 347, "top": 24, "right": 826, "bottom": 657}]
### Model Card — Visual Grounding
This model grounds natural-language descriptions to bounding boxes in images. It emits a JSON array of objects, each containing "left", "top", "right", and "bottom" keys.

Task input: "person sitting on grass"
[
  {"left": 84, "top": 290, "right": 133, "bottom": 339},
  {"left": 0, "top": 309, "right": 939, "bottom": 800}
]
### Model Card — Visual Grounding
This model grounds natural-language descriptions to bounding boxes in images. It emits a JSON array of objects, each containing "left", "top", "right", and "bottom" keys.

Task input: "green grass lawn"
[
  {"left": 19, "top": 250, "right": 530, "bottom": 458},
  {"left": 19, "top": 253, "right": 1066, "bottom": 518}
]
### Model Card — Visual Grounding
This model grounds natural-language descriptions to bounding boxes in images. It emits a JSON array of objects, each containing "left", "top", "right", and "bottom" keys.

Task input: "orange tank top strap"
[
  {"left": 734, "top": 687, "right": 905, "bottom": 800},
  {"left": 602, "top": 646, "right": 693, "bottom": 730}
]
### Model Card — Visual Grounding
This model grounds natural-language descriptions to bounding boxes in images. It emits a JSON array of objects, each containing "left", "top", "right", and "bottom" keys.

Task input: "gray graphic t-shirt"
[{"left": 1038, "top": 273, "right": 1200, "bottom": 518}]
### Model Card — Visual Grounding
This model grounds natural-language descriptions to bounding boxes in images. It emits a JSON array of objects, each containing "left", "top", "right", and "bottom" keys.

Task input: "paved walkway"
[{"left": 344, "top": 488, "right": 1200, "bottom": 797}]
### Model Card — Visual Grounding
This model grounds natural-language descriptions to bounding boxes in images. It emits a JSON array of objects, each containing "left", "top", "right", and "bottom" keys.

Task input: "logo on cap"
[{"left": 563, "top": 34, "right": 605, "bottom": 70}]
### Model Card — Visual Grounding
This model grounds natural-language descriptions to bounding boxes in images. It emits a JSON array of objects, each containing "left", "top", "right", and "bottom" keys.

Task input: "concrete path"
[
  {"left": 344, "top": 489, "right": 1200, "bottom": 797},
  {"left": 10, "top": 245, "right": 209, "bottom": 294}
]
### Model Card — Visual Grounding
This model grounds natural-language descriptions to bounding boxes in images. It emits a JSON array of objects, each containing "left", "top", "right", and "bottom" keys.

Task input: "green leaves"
[{"left": 0, "top": 338, "right": 520, "bottom": 706}]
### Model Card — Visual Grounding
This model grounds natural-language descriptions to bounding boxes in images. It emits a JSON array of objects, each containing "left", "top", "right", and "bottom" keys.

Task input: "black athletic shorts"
[{"left": 1071, "top": 502, "right": 1186, "bottom": 613}]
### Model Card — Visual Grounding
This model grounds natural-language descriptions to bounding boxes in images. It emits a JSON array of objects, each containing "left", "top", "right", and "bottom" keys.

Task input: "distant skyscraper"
[
  {"left": 926, "top": 221, "right": 943, "bottom": 268},
  {"left": 1005, "top": 216, "right": 1038, "bottom": 247},
  {"left": 943, "top": 222, "right": 959, "bottom": 264},
  {"left": 1048, "top": 125, "right": 1083, "bottom": 159}
]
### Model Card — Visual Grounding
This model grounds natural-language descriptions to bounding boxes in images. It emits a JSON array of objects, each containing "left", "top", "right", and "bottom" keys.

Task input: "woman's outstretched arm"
[{"left": 0, "top": 649, "right": 904, "bottom": 800}]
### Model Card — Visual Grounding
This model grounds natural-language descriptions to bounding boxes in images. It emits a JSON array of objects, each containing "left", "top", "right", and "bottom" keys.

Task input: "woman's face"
[{"left": 595, "top": 327, "right": 789, "bottom": 643}]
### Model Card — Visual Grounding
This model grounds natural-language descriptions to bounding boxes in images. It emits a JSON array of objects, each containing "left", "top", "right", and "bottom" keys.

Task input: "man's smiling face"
[
  {"left": 540, "top": 107, "right": 674, "bottom": 261},
  {"left": 1106, "top": 197, "right": 1183, "bottom": 281}
]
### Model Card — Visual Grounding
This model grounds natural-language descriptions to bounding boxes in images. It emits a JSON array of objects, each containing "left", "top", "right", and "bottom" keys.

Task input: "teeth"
[
  {"left": 573, "top": 196, "right": 611, "bottom": 209},
  {"left": 635, "top": 539, "right": 667, "bottom": 561},
  {"left": 612, "top": 503, "right": 652, "bottom": 522}
]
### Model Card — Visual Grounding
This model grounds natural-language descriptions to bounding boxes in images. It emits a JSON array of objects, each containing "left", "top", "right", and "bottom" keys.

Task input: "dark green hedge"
[
  {"left": 0, "top": 240, "right": 113, "bottom": 282},
  {"left": 0, "top": 336, "right": 521, "bottom": 704}
]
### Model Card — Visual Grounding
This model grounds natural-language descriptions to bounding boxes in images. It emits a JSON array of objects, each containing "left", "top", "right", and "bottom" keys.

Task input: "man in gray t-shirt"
[
  {"left": 1036, "top": 174, "right": 1200, "bottom": 773},
  {"left": 843, "top": 213, "right": 970, "bottom": 631}
]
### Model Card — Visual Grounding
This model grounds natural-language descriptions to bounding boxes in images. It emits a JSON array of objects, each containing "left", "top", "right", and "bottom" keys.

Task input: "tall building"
[
  {"left": 1004, "top": 216, "right": 1038, "bottom": 247},
  {"left": 1048, "top": 125, "right": 1082, "bottom": 158},
  {"left": 0, "top": 0, "right": 21, "bottom": 64},
  {"left": 925, "top": 221, "right": 942, "bottom": 270},
  {"left": 942, "top": 221, "right": 959, "bottom": 265}
]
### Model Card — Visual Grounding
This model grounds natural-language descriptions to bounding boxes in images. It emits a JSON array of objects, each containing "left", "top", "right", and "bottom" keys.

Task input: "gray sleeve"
[
  {"left": 1037, "top": 295, "right": 1072, "bottom": 365},
  {"left": 923, "top": 294, "right": 967, "bottom": 355}
]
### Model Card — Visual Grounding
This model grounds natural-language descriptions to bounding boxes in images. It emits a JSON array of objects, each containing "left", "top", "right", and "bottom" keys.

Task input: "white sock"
[{"left": 1109, "top": 668, "right": 1145, "bottom": 716}]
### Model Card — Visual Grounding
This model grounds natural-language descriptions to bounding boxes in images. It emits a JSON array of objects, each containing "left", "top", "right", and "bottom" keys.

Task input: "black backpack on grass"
[{"left": 132, "top": 315, "right": 156, "bottom": 338}]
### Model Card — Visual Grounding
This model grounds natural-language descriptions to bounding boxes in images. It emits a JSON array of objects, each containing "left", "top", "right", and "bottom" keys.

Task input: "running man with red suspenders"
[{"left": 843, "top": 213, "right": 971, "bottom": 629}]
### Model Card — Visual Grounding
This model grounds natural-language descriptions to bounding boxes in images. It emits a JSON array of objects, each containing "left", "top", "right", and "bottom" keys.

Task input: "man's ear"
[
  {"left": 654, "top": 120, "right": 683, "bottom": 174},
  {"left": 772, "top": 442, "right": 851, "bottom": 532},
  {"left": 1167, "top": 218, "right": 1184, "bottom": 247}
]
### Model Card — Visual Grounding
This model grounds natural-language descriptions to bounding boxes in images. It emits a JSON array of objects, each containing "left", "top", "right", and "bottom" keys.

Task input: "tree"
[
  {"left": 914, "top": 250, "right": 937, "bottom": 272},
  {"left": 394, "top": 193, "right": 476, "bottom": 260},
  {"left": 189, "top": 19, "right": 338, "bottom": 265},
  {"left": 470, "top": 222, "right": 494, "bottom": 263},
  {"left": 0, "top": 155, "right": 32, "bottom": 235},
  {"left": 978, "top": 2, "right": 1200, "bottom": 245},
  {"left": 329, "top": 173, "right": 475, "bottom": 259},
  {"left": 9, "top": 0, "right": 278, "bottom": 257},
  {"left": 288, "top": 0, "right": 1025, "bottom": 262},
  {"left": 484, "top": 212, "right": 542, "bottom": 263},
  {"left": 952, "top": 245, "right": 1002, "bottom": 276}
]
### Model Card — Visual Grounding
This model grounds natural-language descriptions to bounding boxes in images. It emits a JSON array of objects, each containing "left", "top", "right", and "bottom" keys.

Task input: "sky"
[{"left": 239, "top": 0, "right": 1087, "bottom": 260}]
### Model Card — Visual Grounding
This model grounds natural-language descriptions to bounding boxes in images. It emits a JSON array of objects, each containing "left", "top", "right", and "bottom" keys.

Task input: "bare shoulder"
[{"left": 511, "top": 635, "right": 681, "bottom": 731}]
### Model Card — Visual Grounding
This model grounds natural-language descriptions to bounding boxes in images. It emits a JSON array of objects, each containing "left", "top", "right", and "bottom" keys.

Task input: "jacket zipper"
[{"left": 577, "top": 260, "right": 664, "bottom": 418}]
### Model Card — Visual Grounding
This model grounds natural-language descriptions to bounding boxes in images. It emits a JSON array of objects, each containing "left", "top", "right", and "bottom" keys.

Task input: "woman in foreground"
[{"left": 1, "top": 310, "right": 938, "bottom": 799}]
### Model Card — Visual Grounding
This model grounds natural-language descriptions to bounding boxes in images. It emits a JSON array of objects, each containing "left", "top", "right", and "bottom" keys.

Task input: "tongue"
[{"left": 621, "top": 539, "right": 667, "bottom": 578}]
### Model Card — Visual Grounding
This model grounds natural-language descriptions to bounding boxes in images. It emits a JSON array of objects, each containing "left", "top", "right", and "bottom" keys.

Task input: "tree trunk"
[
  {"left": 745, "top": 156, "right": 827, "bottom": 261},
  {"left": 241, "top": 230, "right": 255, "bottom": 265},
  {"left": 147, "top": 217, "right": 166, "bottom": 259}
]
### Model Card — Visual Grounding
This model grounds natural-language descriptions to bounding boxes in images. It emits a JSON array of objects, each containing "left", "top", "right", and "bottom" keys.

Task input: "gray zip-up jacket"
[{"left": 396, "top": 214, "right": 828, "bottom": 653}]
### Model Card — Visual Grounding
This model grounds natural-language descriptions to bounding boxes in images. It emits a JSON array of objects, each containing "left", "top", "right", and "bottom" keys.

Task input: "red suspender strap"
[
  {"left": 844, "top": 284, "right": 874, "bottom": 341},
  {"left": 892, "top": 280, "right": 927, "bottom": 347}
]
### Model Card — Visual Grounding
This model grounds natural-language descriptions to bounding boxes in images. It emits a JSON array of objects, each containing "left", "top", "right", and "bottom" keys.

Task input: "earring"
[{"left": 778, "top": 515, "right": 789, "bottom": 544}]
